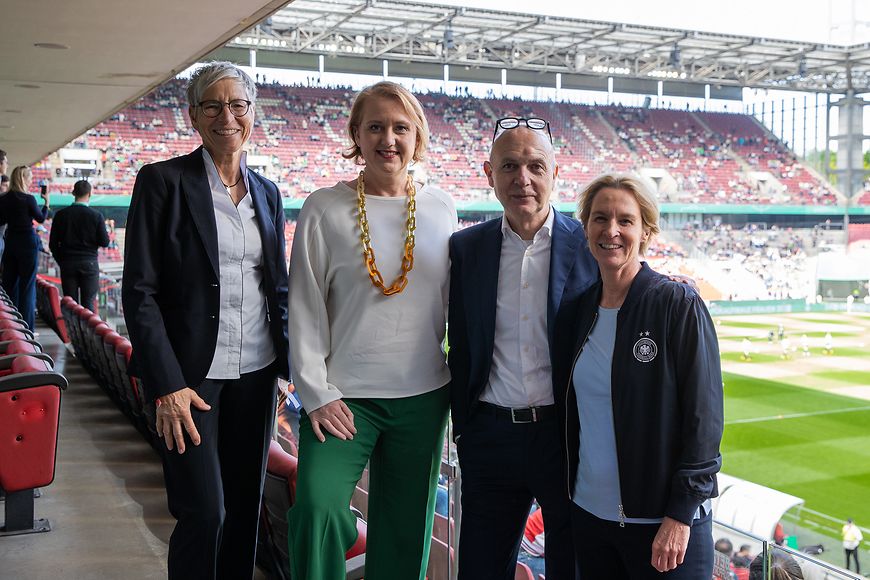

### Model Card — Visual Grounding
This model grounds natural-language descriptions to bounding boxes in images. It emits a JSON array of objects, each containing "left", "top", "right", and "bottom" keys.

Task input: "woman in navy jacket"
[
  {"left": 122, "top": 62, "right": 289, "bottom": 580},
  {"left": 0, "top": 165, "right": 49, "bottom": 330},
  {"left": 552, "top": 174, "right": 723, "bottom": 579}
]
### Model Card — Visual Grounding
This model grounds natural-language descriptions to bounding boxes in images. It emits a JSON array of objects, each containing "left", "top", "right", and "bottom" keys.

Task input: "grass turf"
[{"left": 721, "top": 372, "right": 870, "bottom": 541}]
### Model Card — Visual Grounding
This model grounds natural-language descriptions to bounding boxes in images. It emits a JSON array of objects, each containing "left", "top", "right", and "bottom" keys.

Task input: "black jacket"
[
  {"left": 49, "top": 204, "right": 110, "bottom": 262},
  {"left": 0, "top": 190, "right": 48, "bottom": 234},
  {"left": 122, "top": 147, "right": 290, "bottom": 400},
  {"left": 552, "top": 262, "right": 723, "bottom": 525}
]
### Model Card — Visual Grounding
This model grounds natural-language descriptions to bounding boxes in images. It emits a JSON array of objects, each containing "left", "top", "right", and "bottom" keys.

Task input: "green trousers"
[{"left": 288, "top": 385, "right": 449, "bottom": 580}]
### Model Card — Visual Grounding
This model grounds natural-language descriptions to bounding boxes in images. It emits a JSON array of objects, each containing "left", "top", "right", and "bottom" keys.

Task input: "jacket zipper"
[
  {"left": 565, "top": 310, "right": 598, "bottom": 499},
  {"left": 612, "top": 309, "right": 626, "bottom": 528}
]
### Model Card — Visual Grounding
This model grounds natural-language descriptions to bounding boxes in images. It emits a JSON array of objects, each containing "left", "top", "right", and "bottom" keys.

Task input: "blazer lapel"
[
  {"left": 548, "top": 211, "right": 581, "bottom": 344},
  {"left": 248, "top": 174, "right": 278, "bottom": 276},
  {"left": 181, "top": 149, "right": 219, "bottom": 277},
  {"left": 474, "top": 221, "right": 503, "bottom": 360}
]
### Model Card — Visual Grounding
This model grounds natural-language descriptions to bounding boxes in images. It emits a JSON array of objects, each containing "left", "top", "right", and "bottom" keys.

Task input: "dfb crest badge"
[{"left": 633, "top": 331, "right": 657, "bottom": 363}]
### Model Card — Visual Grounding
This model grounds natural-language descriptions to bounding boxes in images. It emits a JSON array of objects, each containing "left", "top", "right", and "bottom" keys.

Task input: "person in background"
[
  {"left": 748, "top": 551, "right": 803, "bottom": 580},
  {"left": 842, "top": 517, "right": 863, "bottom": 574},
  {"left": 0, "top": 165, "right": 49, "bottom": 330},
  {"left": 0, "top": 173, "right": 9, "bottom": 263},
  {"left": 122, "top": 61, "right": 289, "bottom": 580},
  {"left": 518, "top": 505, "right": 547, "bottom": 577},
  {"left": 49, "top": 180, "right": 110, "bottom": 309},
  {"left": 0, "top": 149, "right": 8, "bottom": 266},
  {"left": 287, "top": 81, "right": 456, "bottom": 580},
  {"left": 554, "top": 174, "right": 723, "bottom": 579},
  {"left": 731, "top": 544, "right": 753, "bottom": 569}
]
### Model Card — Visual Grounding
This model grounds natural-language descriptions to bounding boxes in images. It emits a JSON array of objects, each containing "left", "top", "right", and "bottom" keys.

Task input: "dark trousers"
[
  {"left": 59, "top": 259, "right": 100, "bottom": 310},
  {"left": 1, "top": 232, "right": 39, "bottom": 330},
  {"left": 457, "top": 411, "right": 575, "bottom": 580},
  {"left": 161, "top": 362, "right": 278, "bottom": 580},
  {"left": 845, "top": 547, "right": 861, "bottom": 573},
  {"left": 571, "top": 504, "right": 713, "bottom": 579}
]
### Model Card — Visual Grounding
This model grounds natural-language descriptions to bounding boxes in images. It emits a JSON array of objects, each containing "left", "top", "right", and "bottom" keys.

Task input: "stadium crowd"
[{"left": 33, "top": 80, "right": 848, "bottom": 208}]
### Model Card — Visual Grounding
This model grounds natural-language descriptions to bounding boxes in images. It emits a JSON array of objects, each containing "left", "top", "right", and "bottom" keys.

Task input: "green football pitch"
[{"left": 716, "top": 311, "right": 870, "bottom": 548}]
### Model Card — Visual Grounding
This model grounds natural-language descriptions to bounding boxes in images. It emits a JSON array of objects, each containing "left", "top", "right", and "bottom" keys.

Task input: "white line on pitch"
[{"left": 726, "top": 405, "right": 870, "bottom": 425}]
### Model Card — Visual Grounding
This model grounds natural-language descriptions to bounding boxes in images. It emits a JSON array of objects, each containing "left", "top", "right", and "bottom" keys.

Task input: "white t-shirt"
[{"left": 288, "top": 180, "right": 457, "bottom": 411}]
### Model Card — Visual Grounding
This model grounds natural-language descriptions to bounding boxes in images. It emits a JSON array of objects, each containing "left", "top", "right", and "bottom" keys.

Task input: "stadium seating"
[
  {"left": 35, "top": 278, "right": 70, "bottom": 343},
  {"left": 42, "top": 79, "right": 845, "bottom": 206},
  {"left": 514, "top": 562, "right": 536, "bottom": 580},
  {"left": 0, "top": 354, "right": 68, "bottom": 536},
  {"left": 257, "top": 439, "right": 367, "bottom": 579}
]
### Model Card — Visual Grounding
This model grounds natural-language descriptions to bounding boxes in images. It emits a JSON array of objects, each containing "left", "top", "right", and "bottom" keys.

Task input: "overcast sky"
[{"left": 422, "top": 0, "right": 870, "bottom": 45}]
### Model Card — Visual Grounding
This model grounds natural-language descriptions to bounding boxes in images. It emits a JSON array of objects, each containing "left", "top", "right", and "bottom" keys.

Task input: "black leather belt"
[{"left": 478, "top": 401, "right": 555, "bottom": 424}]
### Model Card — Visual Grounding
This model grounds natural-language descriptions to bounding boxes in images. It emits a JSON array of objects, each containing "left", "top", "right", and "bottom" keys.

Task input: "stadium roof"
[
  {"left": 226, "top": 0, "right": 870, "bottom": 96},
  {"left": 6, "top": 0, "right": 870, "bottom": 166},
  {"left": 0, "top": 0, "right": 289, "bottom": 165}
]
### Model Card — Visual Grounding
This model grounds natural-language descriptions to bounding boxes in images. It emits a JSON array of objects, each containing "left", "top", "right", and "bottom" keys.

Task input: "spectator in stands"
[
  {"left": 732, "top": 544, "right": 753, "bottom": 569},
  {"left": 122, "top": 61, "right": 290, "bottom": 580},
  {"left": 553, "top": 174, "right": 723, "bottom": 579},
  {"left": 748, "top": 551, "right": 804, "bottom": 580},
  {"left": 449, "top": 118, "right": 596, "bottom": 579},
  {"left": 287, "top": 81, "right": 456, "bottom": 579},
  {"left": 48, "top": 180, "right": 109, "bottom": 310},
  {"left": 518, "top": 505, "right": 547, "bottom": 577},
  {"left": 0, "top": 174, "right": 9, "bottom": 262},
  {"left": 0, "top": 165, "right": 50, "bottom": 331},
  {"left": 715, "top": 538, "right": 734, "bottom": 558}
]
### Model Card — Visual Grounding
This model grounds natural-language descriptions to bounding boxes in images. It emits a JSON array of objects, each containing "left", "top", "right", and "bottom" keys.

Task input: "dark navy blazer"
[
  {"left": 447, "top": 210, "right": 598, "bottom": 440},
  {"left": 122, "top": 147, "right": 289, "bottom": 400}
]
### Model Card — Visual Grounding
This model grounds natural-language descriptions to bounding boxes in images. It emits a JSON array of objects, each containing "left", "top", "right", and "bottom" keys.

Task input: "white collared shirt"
[
  {"left": 202, "top": 149, "right": 276, "bottom": 379},
  {"left": 479, "top": 207, "right": 555, "bottom": 408}
]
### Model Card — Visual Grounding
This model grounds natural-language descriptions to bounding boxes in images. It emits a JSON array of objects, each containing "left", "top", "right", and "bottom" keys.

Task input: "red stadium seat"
[
  {"left": 0, "top": 355, "right": 67, "bottom": 535},
  {"left": 426, "top": 537, "right": 453, "bottom": 580},
  {"left": 515, "top": 562, "right": 535, "bottom": 580},
  {"left": 258, "top": 439, "right": 366, "bottom": 579},
  {"left": 0, "top": 319, "right": 33, "bottom": 339},
  {"left": 44, "top": 282, "right": 69, "bottom": 343}
]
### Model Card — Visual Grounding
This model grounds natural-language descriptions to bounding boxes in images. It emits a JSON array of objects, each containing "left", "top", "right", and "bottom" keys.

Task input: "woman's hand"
[
  {"left": 308, "top": 400, "right": 356, "bottom": 443},
  {"left": 651, "top": 516, "right": 690, "bottom": 572},
  {"left": 156, "top": 387, "right": 212, "bottom": 453}
]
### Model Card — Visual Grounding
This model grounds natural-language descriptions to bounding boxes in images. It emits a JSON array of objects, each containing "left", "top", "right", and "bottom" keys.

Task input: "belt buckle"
[{"left": 510, "top": 407, "right": 536, "bottom": 424}]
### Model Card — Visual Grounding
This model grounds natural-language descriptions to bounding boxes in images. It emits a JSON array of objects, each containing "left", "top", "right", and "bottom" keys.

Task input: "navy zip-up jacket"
[{"left": 553, "top": 262, "right": 724, "bottom": 525}]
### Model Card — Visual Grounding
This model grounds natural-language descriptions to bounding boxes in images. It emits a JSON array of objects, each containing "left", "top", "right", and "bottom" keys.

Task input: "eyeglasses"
[
  {"left": 493, "top": 117, "right": 552, "bottom": 142},
  {"left": 196, "top": 99, "right": 252, "bottom": 118}
]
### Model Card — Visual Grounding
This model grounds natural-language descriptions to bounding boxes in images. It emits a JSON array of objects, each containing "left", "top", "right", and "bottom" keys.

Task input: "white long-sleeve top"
[{"left": 288, "top": 180, "right": 456, "bottom": 411}]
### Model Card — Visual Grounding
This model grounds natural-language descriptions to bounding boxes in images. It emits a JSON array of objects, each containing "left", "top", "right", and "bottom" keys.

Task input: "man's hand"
[
  {"left": 651, "top": 516, "right": 690, "bottom": 572},
  {"left": 308, "top": 400, "right": 356, "bottom": 443},
  {"left": 668, "top": 274, "right": 699, "bottom": 292},
  {"left": 156, "top": 387, "right": 211, "bottom": 454}
]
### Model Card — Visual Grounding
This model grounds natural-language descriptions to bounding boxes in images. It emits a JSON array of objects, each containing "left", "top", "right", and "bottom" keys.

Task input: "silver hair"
[{"left": 186, "top": 61, "right": 257, "bottom": 108}]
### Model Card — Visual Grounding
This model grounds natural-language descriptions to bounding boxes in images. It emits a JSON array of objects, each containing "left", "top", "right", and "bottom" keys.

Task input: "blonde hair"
[
  {"left": 578, "top": 173, "right": 660, "bottom": 255},
  {"left": 9, "top": 165, "right": 32, "bottom": 193},
  {"left": 343, "top": 81, "right": 429, "bottom": 165}
]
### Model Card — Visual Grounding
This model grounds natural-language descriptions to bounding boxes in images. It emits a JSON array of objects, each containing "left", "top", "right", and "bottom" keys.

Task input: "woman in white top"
[{"left": 287, "top": 81, "right": 457, "bottom": 580}]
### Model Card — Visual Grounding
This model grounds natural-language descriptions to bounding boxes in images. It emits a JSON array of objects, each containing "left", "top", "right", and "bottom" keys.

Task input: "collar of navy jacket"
[
  {"left": 472, "top": 209, "right": 590, "bottom": 359},
  {"left": 180, "top": 146, "right": 280, "bottom": 279}
]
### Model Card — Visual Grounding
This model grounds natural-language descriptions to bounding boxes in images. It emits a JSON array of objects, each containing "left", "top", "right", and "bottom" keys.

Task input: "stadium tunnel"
[{"left": 713, "top": 473, "right": 805, "bottom": 554}]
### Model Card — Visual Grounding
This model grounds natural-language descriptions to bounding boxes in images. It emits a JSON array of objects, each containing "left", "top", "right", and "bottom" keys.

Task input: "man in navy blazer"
[{"left": 448, "top": 120, "right": 597, "bottom": 579}]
